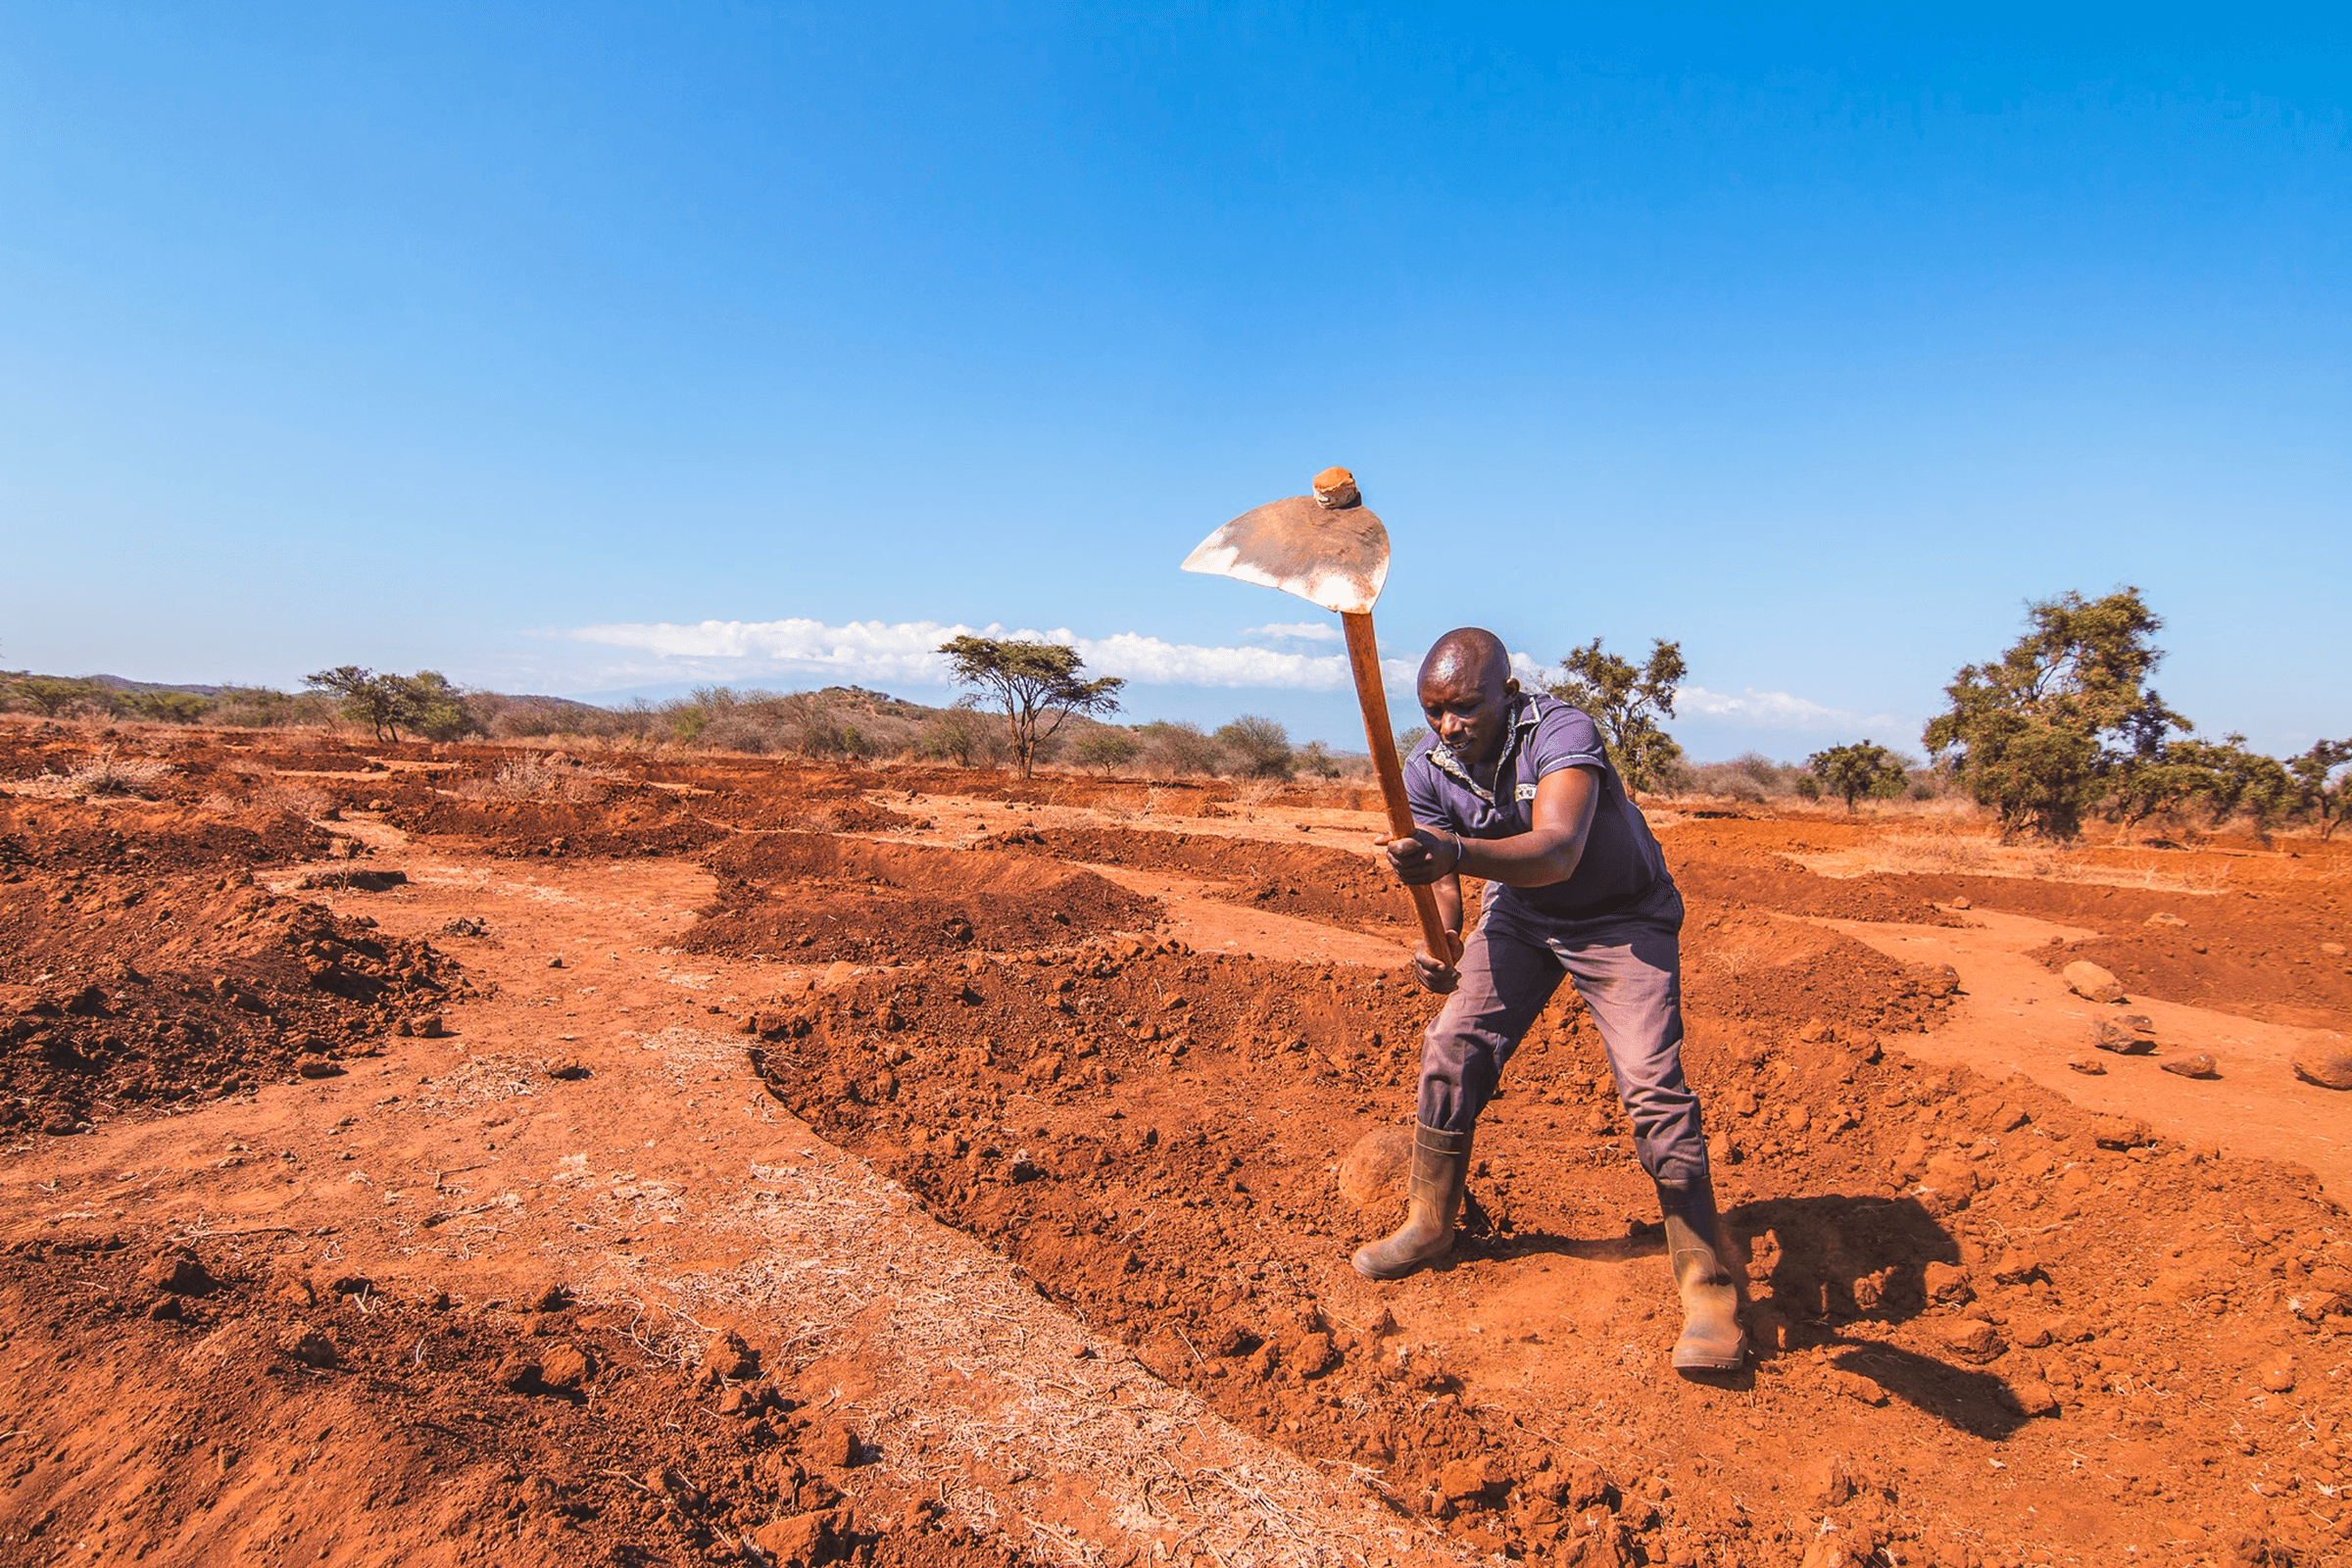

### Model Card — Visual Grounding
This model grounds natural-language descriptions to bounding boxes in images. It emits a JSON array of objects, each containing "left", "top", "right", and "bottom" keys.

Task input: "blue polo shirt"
[{"left": 1402, "top": 692, "right": 1673, "bottom": 922}]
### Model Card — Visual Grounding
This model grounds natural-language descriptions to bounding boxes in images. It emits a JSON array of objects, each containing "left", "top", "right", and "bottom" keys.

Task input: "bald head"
[
  {"left": 1419, "top": 627, "right": 1512, "bottom": 693},
  {"left": 1416, "top": 628, "right": 1520, "bottom": 767}
]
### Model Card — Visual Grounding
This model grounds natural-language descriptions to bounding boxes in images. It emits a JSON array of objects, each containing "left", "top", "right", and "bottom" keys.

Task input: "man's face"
[{"left": 1419, "top": 664, "right": 1519, "bottom": 767}]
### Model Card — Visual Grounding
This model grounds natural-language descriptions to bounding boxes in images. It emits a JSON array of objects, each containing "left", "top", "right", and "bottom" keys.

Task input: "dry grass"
[
  {"left": 1788, "top": 832, "right": 2238, "bottom": 895},
  {"left": 253, "top": 780, "right": 332, "bottom": 816},
  {"left": 15, "top": 752, "right": 173, "bottom": 800},
  {"left": 458, "top": 754, "right": 625, "bottom": 805}
]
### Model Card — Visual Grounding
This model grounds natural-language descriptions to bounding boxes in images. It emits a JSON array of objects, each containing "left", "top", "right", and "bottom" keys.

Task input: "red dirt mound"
[
  {"left": 0, "top": 1233, "right": 1038, "bottom": 1568},
  {"left": 1662, "top": 829, "right": 1964, "bottom": 927},
  {"left": 982, "top": 823, "right": 1411, "bottom": 927},
  {"left": 748, "top": 933, "right": 2351, "bottom": 1566},
  {"left": 1906, "top": 878, "right": 2352, "bottom": 1026},
  {"left": 688, "top": 833, "right": 1161, "bottom": 963},
  {"left": 0, "top": 867, "right": 466, "bottom": 1136},
  {"left": 0, "top": 797, "right": 331, "bottom": 873}
]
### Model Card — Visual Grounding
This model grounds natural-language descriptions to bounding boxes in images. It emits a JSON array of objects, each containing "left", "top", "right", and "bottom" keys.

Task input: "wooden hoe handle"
[{"left": 1340, "top": 610, "right": 1457, "bottom": 962}]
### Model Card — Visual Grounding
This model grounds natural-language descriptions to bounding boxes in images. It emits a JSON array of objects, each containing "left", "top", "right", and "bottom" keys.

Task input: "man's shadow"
[{"left": 1478, "top": 1192, "right": 2027, "bottom": 1440}]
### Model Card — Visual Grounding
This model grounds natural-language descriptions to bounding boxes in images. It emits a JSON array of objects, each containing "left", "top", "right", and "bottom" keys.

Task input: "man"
[{"left": 1351, "top": 627, "right": 1743, "bottom": 1374}]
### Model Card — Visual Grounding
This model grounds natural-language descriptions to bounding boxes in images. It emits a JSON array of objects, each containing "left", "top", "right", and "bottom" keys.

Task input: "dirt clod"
[
  {"left": 1338, "top": 1123, "right": 1413, "bottom": 1206},
  {"left": 705, "top": 1328, "right": 759, "bottom": 1380}
]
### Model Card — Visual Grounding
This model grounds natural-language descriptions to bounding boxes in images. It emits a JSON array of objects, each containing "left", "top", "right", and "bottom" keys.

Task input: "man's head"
[{"left": 1417, "top": 628, "right": 1519, "bottom": 766}]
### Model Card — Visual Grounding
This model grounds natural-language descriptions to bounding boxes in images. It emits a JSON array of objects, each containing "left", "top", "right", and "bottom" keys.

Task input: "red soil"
[
  {"left": 690, "top": 832, "right": 1162, "bottom": 964},
  {"left": 5, "top": 727, "right": 2351, "bottom": 1567}
]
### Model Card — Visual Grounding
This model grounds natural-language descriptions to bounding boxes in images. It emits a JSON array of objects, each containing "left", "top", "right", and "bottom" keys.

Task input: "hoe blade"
[{"left": 1179, "top": 495, "right": 1391, "bottom": 615}]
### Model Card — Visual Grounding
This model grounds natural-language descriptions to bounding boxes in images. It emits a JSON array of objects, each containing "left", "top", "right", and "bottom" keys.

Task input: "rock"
[
  {"left": 493, "top": 1353, "right": 543, "bottom": 1392},
  {"left": 2144, "top": 910, "right": 2186, "bottom": 927},
  {"left": 1940, "top": 1318, "right": 2002, "bottom": 1361},
  {"left": 1289, "top": 1330, "right": 1341, "bottom": 1378},
  {"left": 409, "top": 1013, "right": 446, "bottom": 1038},
  {"left": 1923, "top": 1261, "right": 1975, "bottom": 1303},
  {"left": 278, "top": 1326, "right": 338, "bottom": 1369},
  {"left": 2324, "top": 942, "right": 2348, "bottom": 958},
  {"left": 542, "top": 1056, "right": 590, "bottom": 1081},
  {"left": 538, "top": 1344, "right": 594, "bottom": 1393},
  {"left": 1021, "top": 1053, "right": 1064, "bottom": 1085},
  {"left": 812, "top": 1421, "right": 861, "bottom": 1469},
  {"left": 2161, "top": 1054, "right": 2219, "bottom": 1079},
  {"left": 2000, "top": 1376, "right": 2061, "bottom": 1416},
  {"left": 1921, "top": 1154, "right": 1979, "bottom": 1199},
  {"left": 1991, "top": 1250, "right": 2044, "bottom": 1286},
  {"left": 1338, "top": 1124, "right": 1414, "bottom": 1206},
  {"left": 2260, "top": 1360, "right": 2296, "bottom": 1394},
  {"left": 297, "top": 1060, "right": 345, "bottom": 1079},
  {"left": 1435, "top": 1455, "right": 1509, "bottom": 1505},
  {"left": 2092, "top": 1115, "right": 2152, "bottom": 1149},
  {"left": 1949, "top": 896, "right": 1971, "bottom": 910},
  {"left": 2067, "top": 1057, "right": 2107, "bottom": 1075},
  {"left": 705, "top": 1329, "right": 759, "bottom": 1380},
  {"left": 2063, "top": 960, "right": 2127, "bottom": 1004},
  {"left": 2090, "top": 1018, "right": 2156, "bottom": 1054},
  {"left": 750, "top": 1511, "right": 844, "bottom": 1567},
  {"left": 2292, "top": 1043, "right": 2352, "bottom": 1091}
]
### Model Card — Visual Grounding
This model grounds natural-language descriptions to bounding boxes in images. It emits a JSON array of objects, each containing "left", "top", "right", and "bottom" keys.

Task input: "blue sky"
[{"left": 2, "top": 5, "right": 2345, "bottom": 759}]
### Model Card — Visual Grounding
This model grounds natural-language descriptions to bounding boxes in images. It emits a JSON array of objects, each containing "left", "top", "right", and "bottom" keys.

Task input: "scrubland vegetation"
[{"left": 5, "top": 582, "right": 2343, "bottom": 841}]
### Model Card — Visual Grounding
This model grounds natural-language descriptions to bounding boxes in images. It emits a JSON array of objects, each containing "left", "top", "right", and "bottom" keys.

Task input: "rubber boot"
[
  {"left": 1350, "top": 1123, "right": 1472, "bottom": 1281},
  {"left": 1656, "top": 1176, "right": 1746, "bottom": 1373}
]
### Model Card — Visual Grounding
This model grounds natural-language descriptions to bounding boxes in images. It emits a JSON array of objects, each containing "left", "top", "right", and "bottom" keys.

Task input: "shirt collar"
[{"left": 1425, "top": 693, "right": 1544, "bottom": 805}]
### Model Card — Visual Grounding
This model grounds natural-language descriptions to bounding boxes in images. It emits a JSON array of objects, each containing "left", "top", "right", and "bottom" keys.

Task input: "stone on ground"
[
  {"left": 2292, "top": 1043, "right": 2352, "bottom": 1091},
  {"left": 1339, "top": 1123, "right": 1415, "bottom": 1206},
  {"left": 2063, "top": 960, "right": 2127, "bottom": 1004}
]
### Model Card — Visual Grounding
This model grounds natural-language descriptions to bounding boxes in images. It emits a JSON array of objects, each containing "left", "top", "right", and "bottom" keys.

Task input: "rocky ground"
[{"left": 2, "top": 720, "right": 2349, "bottom": 1567}]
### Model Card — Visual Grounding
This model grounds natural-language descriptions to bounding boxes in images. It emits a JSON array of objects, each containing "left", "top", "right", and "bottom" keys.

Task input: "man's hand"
[
  {"left": 1412, "top": 930, "right": 1464, "bottom": 994},
  {"left": 1377, "top": 828, "right": 1458, "bottom": 887}
]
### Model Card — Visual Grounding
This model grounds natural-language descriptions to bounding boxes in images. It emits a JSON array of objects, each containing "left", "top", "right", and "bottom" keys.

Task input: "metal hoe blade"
[{"left": 1180, "top": 495, "right": 1391, "bottom": 614}]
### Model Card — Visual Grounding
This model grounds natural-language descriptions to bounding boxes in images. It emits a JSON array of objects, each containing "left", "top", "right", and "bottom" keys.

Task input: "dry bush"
[
  {"left": 459, "top": 754, "right": 625, "bottom": 805},
  {"left": 677, "top": 688, "right": 923, "bottom": 760},
  {"left": 1135, "top": 720, "right": 1222, "bottom": 777},
  {"left": 17, "top": 753, "right": 173, "bottom": 800},
  {"left": 253, "top": 780, "right": 332, "bottom": 817}
]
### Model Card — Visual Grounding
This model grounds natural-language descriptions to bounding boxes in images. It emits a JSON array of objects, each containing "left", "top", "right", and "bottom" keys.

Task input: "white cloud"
[
  {"left": 558, "top": 616, "right": 1372, "bottom": 691},
  {"left": 549, "top": 617, "right": 1898, "bottom": 736},
  {"left": 1242, "top": 620, "right": 1342, "bottom": 644},
  {"left": 1677, "top": 684, "right": 1906, "bottom": 735}
]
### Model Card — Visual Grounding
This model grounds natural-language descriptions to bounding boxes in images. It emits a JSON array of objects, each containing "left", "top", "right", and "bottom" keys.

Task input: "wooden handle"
[{"left": 1341, "top": 610, "right": 1456, "bottom": 961}]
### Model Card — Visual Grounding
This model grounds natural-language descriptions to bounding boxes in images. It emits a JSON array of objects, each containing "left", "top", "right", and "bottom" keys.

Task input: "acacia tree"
[
  {"left": 937, "top": 637, "right": 1124, "bottom": 778},
  {"left": 1546, "top": 637, "right": 1687, "bottom": 795},
  {"left": 1806, "top": 741, "right": 1908, "bottom": 811},
  {"left": 1923, "top": 588, "right": 2186, "bottom": 840},
  {"left": 305, "top": 666, "right": 476, "bottom": 743}
]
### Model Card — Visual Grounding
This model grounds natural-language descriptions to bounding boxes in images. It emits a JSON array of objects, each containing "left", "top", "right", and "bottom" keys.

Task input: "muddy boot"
[
  {"left": 1350, "top": 1123, "right": 1472, "bottom": 1281},
  {"left": 1657, "top": 1177, "right": 1745, "bottom": 1373}
]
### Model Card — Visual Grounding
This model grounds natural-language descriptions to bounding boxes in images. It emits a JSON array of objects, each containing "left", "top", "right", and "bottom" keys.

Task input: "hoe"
[{"left": 1181, "top": 466, "right": 1453, "bottom": 961}]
